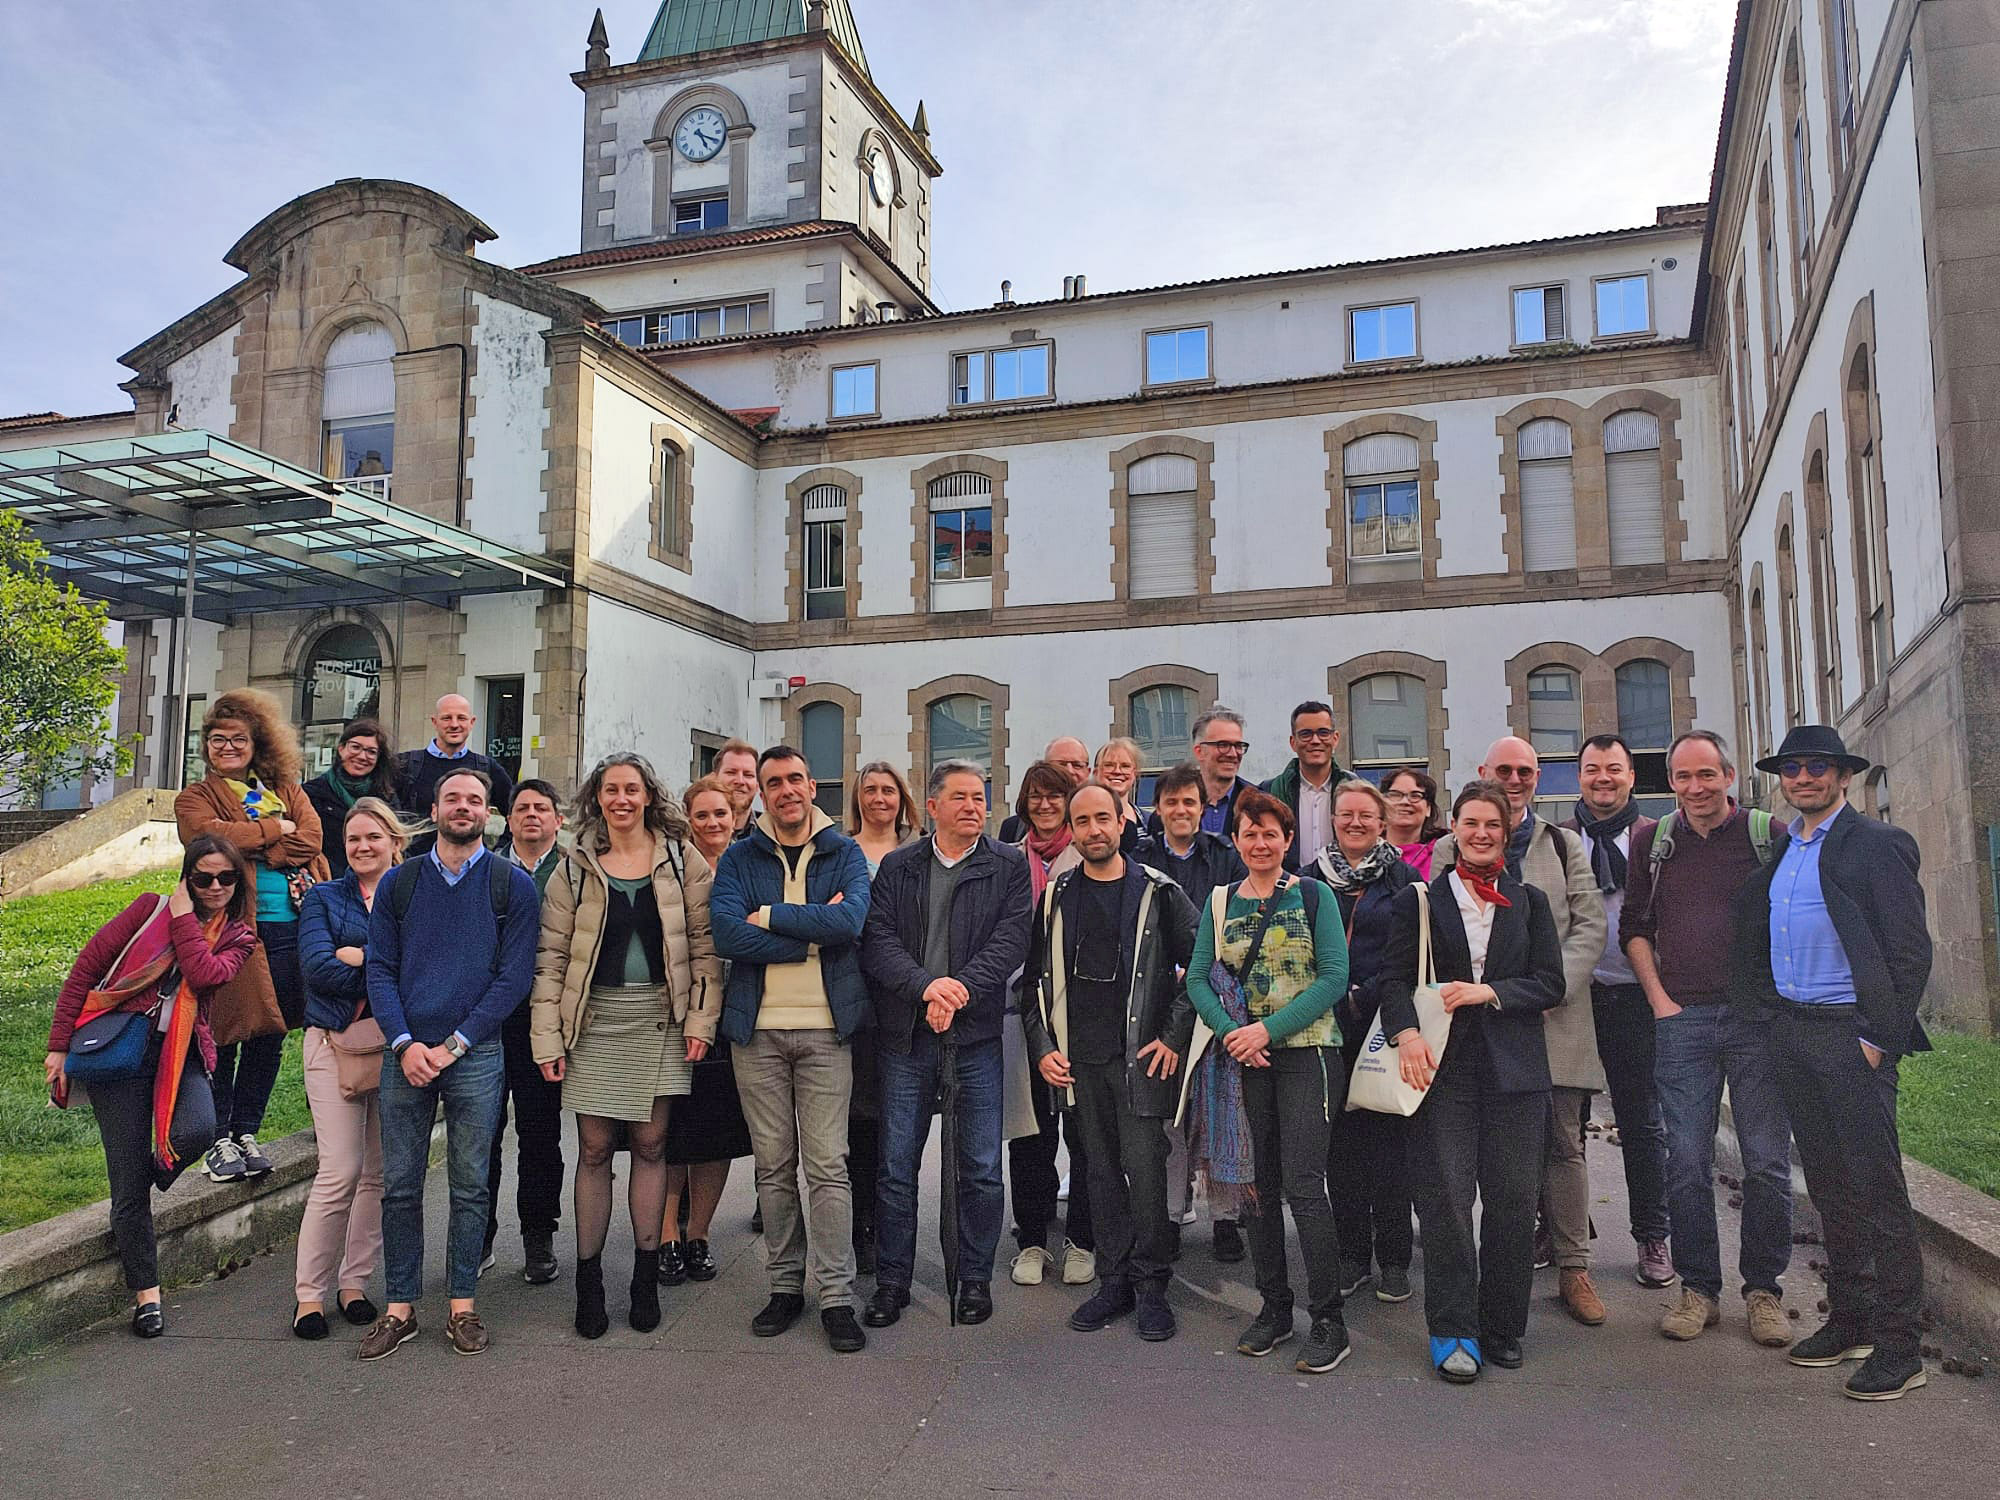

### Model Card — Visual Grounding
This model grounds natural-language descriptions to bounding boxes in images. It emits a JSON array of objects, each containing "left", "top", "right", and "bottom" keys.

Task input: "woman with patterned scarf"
[
  {"left": 175, "top": 687, "right": 328, "bottom": 1185},
  {"left": 1314, "top": 779, "right": 1422, "bottom": 1305},
  {"left": 44, "top": 836, "right": 259, "bottom": 1337},
  {"left": 303, "top": 719, "right": 402, "bottom": 878}
]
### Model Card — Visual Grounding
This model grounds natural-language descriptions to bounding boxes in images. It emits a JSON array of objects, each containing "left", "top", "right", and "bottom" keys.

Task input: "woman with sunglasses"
[
  {"left": 1382, "top": 767, "right": 1448, "bottom": 879},
  {"left": 44, "top": 837, "right": 260, "bottom": 1337},
  {"left": 303, "top": 719, "right": 402, "bottom": 878}
]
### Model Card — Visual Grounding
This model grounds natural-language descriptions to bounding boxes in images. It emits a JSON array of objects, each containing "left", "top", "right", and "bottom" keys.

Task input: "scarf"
[
  {"left": 225, "top": 773, "right": 270, "bottom": 820},
  {"left": 1023, "top": 824, "right": 1072, "bottom": 901},
  {"left": 1455, "top": 857, "right": 1512, "bottom": 909},
  {"left": 1504, "top": 807, "right": 1537, "bottom": 879},
  {"left": 1574, "top": 798, "right": 1641, "bottom": 893},
  {"left": 1188, "top": 956, "right": 1256, "bottom": 1218},
  {"left": 325, "top": 763, "right": 374, "bottom": 809},
  {"left": 1316, "top": 837, "right": 1403, "bottom": 894}
]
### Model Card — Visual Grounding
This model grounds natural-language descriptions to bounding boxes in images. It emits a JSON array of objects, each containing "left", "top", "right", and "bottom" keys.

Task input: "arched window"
[
  {"left": 1517, "top": 418, "right": 1576, "bottom": 573},
  {"left": 657, "top": 439, "right": 687, "bottom": 557},
  {"left": 1756, "top": 160, "right": 1783, "bottom": 382},
  {"left": 1733, "top": 275, "right": 1755, "bottom": 466},
  {"left": 1346, "top": 674, "right": 1427, "bottom": 783},
  {"left": 1604, "top": 409, "right": 1665, "bottom": 565},
  {"left": 1822, "top": 0, "right": 1859, "bottom": 183},
  {"left": 1804, "top": 447, "right": 1842, "bottom": 715},
  {"left": 801, "top": 482, "right": 848, "bottom": 620},
  {"left": 927, "top": 694, "right": 994, "bottom": 806},
  {"left": 1525, "top": 664, "right": 1581, "bottom": 815},
  {"left": 1865, "top": 765, "right": 1891, "bottom": 825},
  {"left": 1343, "top": 432, "right": 1421, "bottom": 583},
  {"left": 1749, "top": 584, "right": 1773, "bottom": 764},
  {"left": 1775, "top": 521, "right": 1805, "bottom": 727},
  {"left": 1125, "top": 452, "right": 1199, "bottom": 598},
  {"left": 1129, "top": 684, "right": 1194, "bottom": 777},
  {"left": 799, "top": 700, "right": 846, "bottom": 818},
  {"left": 322, "top": 323, "right": 395, "bottom": 498},
  {"left": 1721, "top": 348, "right": 1741, "bottom": 494},
  {"left": 1781, "top": 37, "right": 1815, "bottom": 299},
  {"left": 1616, "top": 658, "right": 1674, "bottom": 813},
  {"left": 927, "top": 471, "right": 994, "bottom": 610},
  {"left": 1844, "top": 345, "right": 1892, "bottom": 687},
  {"left": 299, "top": 622, "right": 383, "bottom": 775}
]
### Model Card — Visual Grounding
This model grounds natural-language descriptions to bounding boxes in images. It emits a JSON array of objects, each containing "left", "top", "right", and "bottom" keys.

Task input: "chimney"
[
  {"left": 876, "top": 301, "right": 898, "bottom": 322},
  {"left": 1073, "top": 273, "right": 1087, "bottom": 298},
  {"left": 999, "top": 279, "right": 1014, "bottom": 305},
  {"left": 1062, "top": 276, "right": 1076, "bottom": 300},
  {"left": 584, "top": 8, "right": 610, "bottom": 72}
]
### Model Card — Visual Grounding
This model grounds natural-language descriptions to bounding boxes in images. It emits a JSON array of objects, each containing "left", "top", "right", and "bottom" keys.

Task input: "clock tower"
[{"left": 538, "top": 2, "right": 941, "bottom": 335}]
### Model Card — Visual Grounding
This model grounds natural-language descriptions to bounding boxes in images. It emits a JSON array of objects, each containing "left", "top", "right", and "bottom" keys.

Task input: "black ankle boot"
[
  {"left": 630, "top": 1249, "right": 662, "bottom": 1332},
  {"left": 575, "top": 1255, "right": 609, "bottom": 1339}
]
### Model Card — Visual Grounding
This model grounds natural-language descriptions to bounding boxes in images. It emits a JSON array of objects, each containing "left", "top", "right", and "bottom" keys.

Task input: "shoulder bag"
[
  {"left": 325, "top": 996, "right": 386, "bottom": 1101},
  {"left": 1345, "top": 883, "right": 1452, "bottom": 1117},
  {"left": 65, "top": 897, "right": 174, "bottom": 1085}
]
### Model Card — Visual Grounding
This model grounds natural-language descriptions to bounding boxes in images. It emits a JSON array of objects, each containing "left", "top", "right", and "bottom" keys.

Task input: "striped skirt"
[{"left": 561, "top": 984, "right": 693, "bottom": 1122}]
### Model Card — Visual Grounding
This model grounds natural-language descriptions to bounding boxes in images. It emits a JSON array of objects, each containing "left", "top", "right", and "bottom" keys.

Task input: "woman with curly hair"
[
  {"left": 175, "top": 687, "right": 327, "bottom": 1184},
  {"left": 303, "top": 719, "right": 402, "bottom": 879},
  {"left": 530, "top": 752, "right": 722, "bottom": 1337}
]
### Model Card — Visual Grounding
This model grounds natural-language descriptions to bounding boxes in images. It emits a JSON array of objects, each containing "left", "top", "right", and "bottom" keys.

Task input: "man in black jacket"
[
  {"left": 1136, "top": 763, "right": 1248, "bottom": 908},
  {"left": 1731, "top": 726, "right": 1933, "bottom": 1402},
  {"left": 1022, "top": 783, "right": 1198, "bottom": 1341},
  {"left": 859, "top": 760, "right": 1033, "bottom": 1327},
  {"left": 395, "top": 694, "right": 515, "bottom": 823}
]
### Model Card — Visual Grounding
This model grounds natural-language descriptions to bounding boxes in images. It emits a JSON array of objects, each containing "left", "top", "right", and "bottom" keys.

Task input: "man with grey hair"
[
  {"left": 1622, "top": 728, "right": 1795, "bottom": 1347},
  {"left": 861, "top": 760, "right": 1033, "bottom": 1327},
  {"left": 1147, "top": 706, "right": 1252, "bottom": 839}
]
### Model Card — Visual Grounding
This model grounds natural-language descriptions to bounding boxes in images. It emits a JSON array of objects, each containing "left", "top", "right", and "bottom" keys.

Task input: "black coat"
[
  {"left": 1134, "top": 831, "right": 1247, "bottom": 908},
  {"left": 860, "top": 834, "right": 1033, "bottom": 1054},
  {"left": 1729, "top": 805, "right": 1933, "bottom": 1055},
  {"left": 302, "top": 773, "right": 402, "bottom": 880},
  {"left": 1378, "top": 871, "right": 1567, "bottom": 1095},
  {"left": 1321, "top": 856, "right": 1423, "bottom": 1045}
]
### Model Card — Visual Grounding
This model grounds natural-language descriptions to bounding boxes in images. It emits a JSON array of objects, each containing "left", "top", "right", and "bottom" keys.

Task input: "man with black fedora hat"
[{"left": 1731, "top": 724, "right": 1933, "bottom": 1401}]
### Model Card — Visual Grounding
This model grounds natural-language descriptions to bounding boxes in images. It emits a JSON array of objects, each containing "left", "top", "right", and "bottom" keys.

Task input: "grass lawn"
[
  {"left": 1899, "top": 1028, "right": 2000, "bottom": 1201},
  {"left": 0, "top": 871, "right": 311, "bottom": 1234}
]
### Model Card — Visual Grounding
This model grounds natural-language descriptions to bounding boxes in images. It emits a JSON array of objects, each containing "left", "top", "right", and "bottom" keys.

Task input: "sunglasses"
[
  {"left": 188, "top": 870, "right": 241, "bottom": 889},
  {"left": 1777, "top": 758, "right": 1835, "bottom": 779}
]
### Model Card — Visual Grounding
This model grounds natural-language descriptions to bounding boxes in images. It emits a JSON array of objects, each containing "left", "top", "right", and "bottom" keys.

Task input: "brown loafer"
[
  {"left": 358, "top": 1312, "right": 419, "bottom": 1361},
  {"left": 1560, "top": 1268, "right": 1607, "bottom": 1326},
  {"left": 445, "top": 1308, "right": 490, "bottom": 1355}
]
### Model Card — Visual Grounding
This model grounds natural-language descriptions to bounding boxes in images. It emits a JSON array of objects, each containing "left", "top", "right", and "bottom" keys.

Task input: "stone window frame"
[
  {"left": 1840, "top": 294, "right": 1895, "bottom": 694},
  {"left": 1590, "top": 387, "right": 1689, "bottom": 569},
  {"left": 1773, "top": 493, "right": 1806, "bottom": 730},
  {"left": 1327, "top": 650, "right": 1450, "bottom": 779},
  {"left": 1108, "top": 436, "right": 1217, "bottom": 604},
  {"left": 855, "top": 127, "right": 906, "bottom": 260},
  {"left": 1755, "top": 147, "right": 1784, "bottom": 396},
  {"left": 1107, "top": 664, "right": 1220, "bottom": 761},
  {"left": 1503, "top": 636, "right": 1695, "bottom": 747},
  {"left": 783, "top": 682, "right": 863, "bottom": 821},
  {"left": 1819, "top": 0, "right": 1862, "bottom": 191},
  {"left": 907, "top": 673, "right": 1011, "bottom": 829},
  {"left": 646, "top": 84, "right": 754, "bottom": 238},
  {"left": 1731, "top": 270, "right": 1756, "bottom": 475},
  {"left": 784, "top": 466, "right": 864, "bottom": 626},
  {"left": 281, "top": 607, "right": 398, "bottom": 732},
  {"left": 1779, "top": 29, "right": 1817, "bottom": 308},
  {"left": 1602, "top": 636, "right": 1698, "bottom": 750},
  {"left": 1746, "top": 566, "right": 1774, "bottom": 764},
  {"left": 689, "top": 729, "right": 730, "bottom": 788},
  {"left": 1324, "top": 412, "right": 1441, "bottom": 591},
  {"left": 648, "top": 417, "right": 696, "bottom": 572},
  {"left": 1800, "top": 412, "right": 1844, "bottom": 718},
  {"left": 909, "top": 453, "right": 1008, "bottom": 613},
  {"left": 1495, "top": 398, "right": 1588, "bottom": 580}
]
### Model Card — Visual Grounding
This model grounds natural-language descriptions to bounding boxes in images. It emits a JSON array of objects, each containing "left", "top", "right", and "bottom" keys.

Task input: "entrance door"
[{"left": 483, "top": 676, "right": 524, "bottom": 781}]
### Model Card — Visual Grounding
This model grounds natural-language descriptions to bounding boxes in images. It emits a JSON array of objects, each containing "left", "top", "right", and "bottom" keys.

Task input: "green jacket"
[{"left": 1261, "top": 757, "right": 1348, "bottom": 871}]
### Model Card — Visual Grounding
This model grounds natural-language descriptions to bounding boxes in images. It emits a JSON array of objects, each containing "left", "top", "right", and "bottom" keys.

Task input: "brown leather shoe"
[
  {"left": 1560, "top": 1268, "right": 1607, "bottom": 1325},
  {"left": 445, "top": 1308, "right": 490, "bottom": 1355},
  {"left": 357, "top": 1312, "right": 419, "bottom": 1362}
]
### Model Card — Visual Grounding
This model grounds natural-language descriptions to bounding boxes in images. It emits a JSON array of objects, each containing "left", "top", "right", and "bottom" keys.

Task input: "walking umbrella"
[{"left": 938, "top": 1026, "right": 962, "bottom": 1326}]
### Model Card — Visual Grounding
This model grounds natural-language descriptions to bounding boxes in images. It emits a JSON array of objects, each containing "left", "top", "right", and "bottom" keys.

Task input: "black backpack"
[{"left": 388, "top": 853, "right": 515, "bottom": 976}]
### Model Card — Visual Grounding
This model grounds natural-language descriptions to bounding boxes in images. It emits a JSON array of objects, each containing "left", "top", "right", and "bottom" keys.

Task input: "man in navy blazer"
[{"left": 1730, "top": 726, "right": 1932, "bottom": 1402}]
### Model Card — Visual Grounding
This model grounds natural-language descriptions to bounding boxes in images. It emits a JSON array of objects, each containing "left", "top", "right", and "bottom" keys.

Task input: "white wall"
[
  {"left": 467, "top": 293, "right": 551, "bottom": 552},
  {"left": 603, "top": 59, "right": 800, "bottom": 241},
  {"left": 580, "top": 594, "right": 755, "bottom": 782},
  {"left": 167, "top": 326, "right": 239, "bottom": 435},
  {"left": 456, "top": 591, "right": 543, "bottom": 775}
]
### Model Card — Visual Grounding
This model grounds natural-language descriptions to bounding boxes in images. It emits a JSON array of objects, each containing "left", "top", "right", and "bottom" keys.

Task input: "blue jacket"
[
  {"left": 710, "top": 814, "right": 873, "bottom": 1043},
  {"left": 299, "top": 870, "right": 373, "bottom": 1032}
]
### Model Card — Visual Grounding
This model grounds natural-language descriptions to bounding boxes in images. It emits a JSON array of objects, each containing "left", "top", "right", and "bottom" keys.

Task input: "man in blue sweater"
[{"left": 358, "top": 768, "right": 539, "bottom": 1360}]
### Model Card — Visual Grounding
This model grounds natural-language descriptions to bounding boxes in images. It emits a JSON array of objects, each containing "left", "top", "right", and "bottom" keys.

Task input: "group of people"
[{"left": 43, "top": 688, "right": 1936, "bottom": 1400}]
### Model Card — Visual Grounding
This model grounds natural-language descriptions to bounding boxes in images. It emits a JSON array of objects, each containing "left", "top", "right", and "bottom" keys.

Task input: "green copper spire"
[{"left": 637, "top": 1, "right": 869, "bottom": 76}]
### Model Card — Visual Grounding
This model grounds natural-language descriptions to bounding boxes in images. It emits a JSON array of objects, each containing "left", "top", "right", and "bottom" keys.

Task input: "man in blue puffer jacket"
[{"left": 710, "top": 745, "right": 873, "bottom": 1354}]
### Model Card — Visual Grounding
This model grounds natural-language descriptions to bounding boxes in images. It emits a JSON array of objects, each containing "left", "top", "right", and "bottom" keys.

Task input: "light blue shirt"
[
  {"left": 1769, "top": 805, "right": 1857, "bottom": 1008},
  {"left": 428, "top": 840, "right": 487, "bottom": 887},
  {"left": 426, "top": 739, "right": 470, "bottom": 760}
]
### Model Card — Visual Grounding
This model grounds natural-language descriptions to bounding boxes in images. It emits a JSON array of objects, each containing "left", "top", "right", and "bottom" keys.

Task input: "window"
[
  {"left": 1722, "top": 348, "right": 1740, "bottom": 493},
  {"left": 1346, "top": 674, "right": 1427, "bottom": 783},
  {"left": 1749, "top": 584, "right": 1773, "bottom": 762},
  {"left": 1732, "top": 275, "right": 1755, "bottom": 467},
  {"left": 928, "top": 694, "right": 993, "bottom": 806},
  {"left": 1865, "top": 765, "right": 1891, "bottom": 824},
  {"left": 830, "top": 362, "right": 878, "bottom": 419},
  {"left": 656, "top": 439, "right": 687, "bottom": 558},
  {"left": 1782, "top": 39, "right": 1815, "bottom": 293},
  {"left": 1513, "top": 284, "right": 1567, "bottom": 346},
  {"left": 1845, "top": 346, "right": 1892, "bottom": 687},
  {"left": 1126, "top": 453, "right": 1199, "bottom": 599},
  {"left": 1616, "top": 659, "right": 1674, "bottom": 814},
  {"left": 602, "top": 297, "right": 770, "bottom": 347},
  {"left": 298, "top": 623, "right": 382, "bottom": 776},
  {"left": 951, "top": 343, "right": 1051, "bottom": 406},
  {"left": 1593, "top": 274, "right": 1651, "bottom": 338},
  {"left": 1129, "top": 684, "right": 1194, "bottom": 806},
  {"left": 800, "top": 701, "right": 846, "bottom": 819},
  {"left": 1824, "top": 0, "right": 1859, "bottom": 178},
  {"left": 483, "top": 676, "right": 524, "bottom": 781},
  {"left": 1349, "top": 301, "right": 1417, "bottom": 363},
  {"left": 1776, "top": 521, "right": 1805, "bottom": 727},
  {"left": 1144, "top": 326, "right": 1210, "bottom": 386},
  {"left": 673, "top": 195, "right": 728, "bottom": 234},
  {"left": 927, "top": 471, "right": 994, "bottom": 608},
  {"left": 1757, "top": 161, "right": 1783, "bottom": 381},
  {"left": 321, "top": 322, "right": 396, "bottom": 499},
  {"left": 1604, "top": 409, "right": 1666, "bottom": 566},
  {"left": 801, "top": 483, "right": 847, "bottom": 620},
  {"left": 1517, "top": 418, "right": 1576, "bottom": 572},
  {"left": 1526, "top": 666, "right": 1581, "bottom": 815},
  {"left": 1343, "top": 432, "right": 1421, "bottom": 583},
  {"left": 1804, "top": 447, "right": 1842, "bottom": 716}
]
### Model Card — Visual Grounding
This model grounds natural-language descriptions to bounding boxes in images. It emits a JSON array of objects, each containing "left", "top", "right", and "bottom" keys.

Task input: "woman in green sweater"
[{"left": 1186, "top": 785, "right": 1351, "bottom": 1375}]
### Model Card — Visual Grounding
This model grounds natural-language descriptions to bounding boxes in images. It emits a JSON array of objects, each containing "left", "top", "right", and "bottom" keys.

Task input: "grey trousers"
[
  {"left": 735, "top": 1028, "right": 857, "bottom": 1308},
  {"left": 1541, "top": 1085, "right": 1593, "bottom": 1270}
]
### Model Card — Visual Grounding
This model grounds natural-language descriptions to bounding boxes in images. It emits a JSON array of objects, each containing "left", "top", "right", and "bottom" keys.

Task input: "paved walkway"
[{"left": 3, "top": 1125, "right": 1996, "bottom": 1499}]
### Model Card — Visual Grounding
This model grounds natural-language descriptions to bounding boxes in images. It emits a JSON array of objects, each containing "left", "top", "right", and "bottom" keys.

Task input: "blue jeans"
[
  {"left": 875, "top": 1031, "right": 1004, "bottom": 1292},
  {"left": 1653, "top": 1004, "right": 1794, "bottom": 1300},
  {"left": 379, "top": 1039, "right": 505, "bottom": 1303}
]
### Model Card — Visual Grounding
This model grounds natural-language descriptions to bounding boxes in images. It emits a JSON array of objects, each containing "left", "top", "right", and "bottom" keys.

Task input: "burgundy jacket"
[{"left": 49, "top": 894, "right": 257, "bottom": 1073}]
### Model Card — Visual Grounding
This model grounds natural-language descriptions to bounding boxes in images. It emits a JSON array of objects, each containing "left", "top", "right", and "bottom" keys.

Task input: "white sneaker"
[
  {"left": 202, "top": 1137, "right": 246, "bottom": 1183},
  {"left": 1010, "top": 1246, "right": 1053, "bottom": 1286},
  {"left": 1061, "top": 1240, "right": 1097, "bottom": 1286}
]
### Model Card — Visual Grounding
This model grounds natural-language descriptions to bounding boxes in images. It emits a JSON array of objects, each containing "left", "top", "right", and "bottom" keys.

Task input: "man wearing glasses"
[
  {"left": 1145, "top": 707, "right": 1251, "bottom": 840},
  {"left": 1730, "top": 727, "right": 1933, "bottom": 1401},
  {"left": 1261, "top": 701, "right": 1348, "bottom": 870}
]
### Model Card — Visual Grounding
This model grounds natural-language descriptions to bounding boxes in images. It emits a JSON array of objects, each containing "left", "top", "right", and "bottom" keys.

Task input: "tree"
[{"left": 0, "top": 509, "right": 130, "bottom": 802}]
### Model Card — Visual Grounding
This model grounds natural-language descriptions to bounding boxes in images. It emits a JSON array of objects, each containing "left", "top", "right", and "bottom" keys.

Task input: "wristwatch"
[{"left": 445, "top": 1035, "right": 468, "bottom": 1060}]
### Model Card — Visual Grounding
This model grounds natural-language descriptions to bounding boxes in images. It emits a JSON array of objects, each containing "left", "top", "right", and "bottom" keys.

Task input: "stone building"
[{"left": 1, "top": 0, "right": 1994, "bottom": 1030}]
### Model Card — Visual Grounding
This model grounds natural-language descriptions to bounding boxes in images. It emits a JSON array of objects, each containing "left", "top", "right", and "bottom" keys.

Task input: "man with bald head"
[
  {"left": 397, "top": 692, "right": 516, "bottom": 824},
  {"left": 1432, "top": 734, "right": 1608, "bottom": 1328},
  {"left": 999, "top": 737, "right": 1094, "bottom": 842}
]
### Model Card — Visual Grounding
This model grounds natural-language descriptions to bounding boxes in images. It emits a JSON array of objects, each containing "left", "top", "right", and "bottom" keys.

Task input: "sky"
[{"left": 0, "top": 0, "right": 1739, "bottom": 417}]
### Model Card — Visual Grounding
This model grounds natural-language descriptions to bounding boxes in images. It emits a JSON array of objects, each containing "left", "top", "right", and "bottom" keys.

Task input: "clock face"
[
  {"left": 674, "top": 106, "right": 727, "bottom": 162},
  {"left": 867, "top": 149, "right": 893, "bottom": 206}
]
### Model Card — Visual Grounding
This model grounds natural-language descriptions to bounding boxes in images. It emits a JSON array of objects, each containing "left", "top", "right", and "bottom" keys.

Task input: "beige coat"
[
  {"left": 529, "top": 834, "right": 723, "bottom": 1063},
  {"left": 1432, "top": 821, "right": 1607, "bottom": 1091}
]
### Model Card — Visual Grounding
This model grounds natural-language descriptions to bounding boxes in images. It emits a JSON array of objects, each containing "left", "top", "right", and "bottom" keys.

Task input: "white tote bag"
[{"left": 1345, "top": 883, "right": 1452, "bottom": 1117}]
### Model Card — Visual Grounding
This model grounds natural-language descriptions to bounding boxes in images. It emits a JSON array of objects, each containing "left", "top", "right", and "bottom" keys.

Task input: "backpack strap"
[
  {"left": 389, "top": 860, "right": 417, "bottom": 923},
  {"left": 1298, "top": 876, "right": 1321, "bottom": 929},
  {"left": 1747, "top": 809, "right": 1778, "bottom": 866}
]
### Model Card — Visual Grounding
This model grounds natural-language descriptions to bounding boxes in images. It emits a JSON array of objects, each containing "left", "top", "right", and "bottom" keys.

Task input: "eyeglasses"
[
  {"left": 1383, "top": 789, "right": 1426, "bottom": 803},
  {"left": 341, "top": 742, "right": 380, "bottom": 759},
  {"left": 1777, "top": 757, "right": 1835, "bottom": 779},
  {"left": 1199, "top": 740, "right": 1250, "bottom": 755},
  {"left": 1490, "top": 766, "right": 1538, "bottom": 781},
  {"left": 206, "top": 735, "right": 252, "bottom": 750},
  {"left": 188, "top": 870, "right": 240, "bottom": 889},
  {"left": 1293, "top": 728, "right": 1338, "bottom": 742}
]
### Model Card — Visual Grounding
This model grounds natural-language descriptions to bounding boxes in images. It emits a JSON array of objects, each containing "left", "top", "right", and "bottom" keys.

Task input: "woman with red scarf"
[
  {"left": 1378, "top": 780, "right": 1566, "bottom": 1385},
  {"left": 44, "top": 836, "right": 259, "bottom": 1337}
]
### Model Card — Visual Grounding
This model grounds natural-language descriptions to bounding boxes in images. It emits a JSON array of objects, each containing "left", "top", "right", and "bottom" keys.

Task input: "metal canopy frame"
[{"left": 0, "top": 429, "right": 566, "bottom": 623}]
